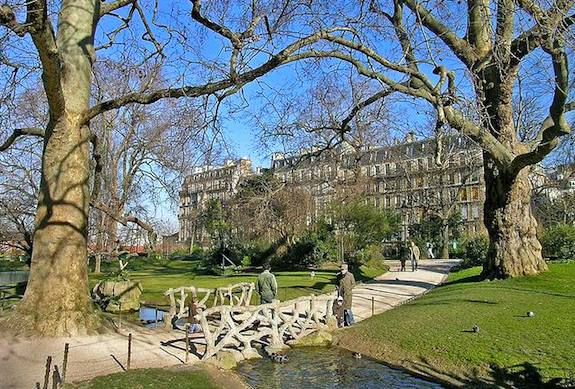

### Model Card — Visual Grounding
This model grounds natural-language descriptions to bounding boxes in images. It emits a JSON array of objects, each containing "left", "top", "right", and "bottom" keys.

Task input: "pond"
[
  {"left": 236, "top": 347, "right": 444, "bottom": 389},
  {"left": 0, "top": 271, "right": 29, "bottom": 286}
]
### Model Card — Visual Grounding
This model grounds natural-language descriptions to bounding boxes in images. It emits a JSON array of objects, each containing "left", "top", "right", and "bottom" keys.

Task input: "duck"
[{"left": 270, "top": 353, "right": 289, "bottom": 363}]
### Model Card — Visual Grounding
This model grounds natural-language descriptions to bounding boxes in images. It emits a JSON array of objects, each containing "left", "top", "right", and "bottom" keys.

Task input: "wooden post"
[
  {"left": 155, "top": 307, "right": 158, "bottom": 325},
  {"left": 371, "top": 297, "right": 375, "bottom": 317},
  {"left": 62, "top": 343, "right": 69, "bottom": 384},
  {"left": 185, "top": 324, "right": 190, "bottom": 363},
  {"left": 43, "top": 356, "right": 52, "bottom": 389},
  {"left": 127, "top": 333, "right": 132, "bottom": 370}
]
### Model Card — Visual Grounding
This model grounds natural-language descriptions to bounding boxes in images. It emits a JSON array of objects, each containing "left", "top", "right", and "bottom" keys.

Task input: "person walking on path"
[
  {"left": 426, "top": 242, "right": 435, "bottom": 259},
  {"left": 410, "top": 241, "right": 420, "bottom": 271},
  {"left": 337, "top": 263, "right": 356, "bottom": 326},
  {"left": 256, "top": 263, "right": 278, "bottom": 304},
  {"left": 399, "top": 242, "right": 408, "bottom": 271}
]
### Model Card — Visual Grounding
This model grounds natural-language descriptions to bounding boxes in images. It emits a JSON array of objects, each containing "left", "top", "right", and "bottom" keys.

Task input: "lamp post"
[{"left": 401, "top": 200, "right": 409, "bottom": 242}]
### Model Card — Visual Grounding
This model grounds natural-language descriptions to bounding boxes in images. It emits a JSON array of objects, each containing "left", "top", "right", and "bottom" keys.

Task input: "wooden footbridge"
[{"left": 164, "top": 282, "right": 337, "bottom": 360}]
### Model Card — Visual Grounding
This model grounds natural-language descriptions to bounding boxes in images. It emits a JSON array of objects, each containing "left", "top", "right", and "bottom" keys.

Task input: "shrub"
[
  {"left": 241, "top": 255, "right": 252, "bottom": 268},
  {"left": 541, "top": 224, "right": 575, "bottom": 260},
  {"left": 278, "top": 233, "right": 337, "bottom": 269},
  {"left": 352, "top": 244, "right": 385, "bottom": 266},
  {"left": 460, "top": 234, "right": 489, "bottom": 268}
]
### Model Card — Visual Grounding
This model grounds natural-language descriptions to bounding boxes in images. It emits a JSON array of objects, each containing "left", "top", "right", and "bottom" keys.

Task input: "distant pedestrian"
[
  {"left": 337, "top": 263, "right": 356, "bottom": 326},
  {"left": 409, "top": 241, "right": 420, "bottom": 271},
  {"left": 399, "top": 243, "right": 408, "bottom": 271},
  {"left": 426, "top": 242, "right": 435, "bottom": 259},
  {"left": 256, "top": 263, "right": 278, "bottom": 304}
]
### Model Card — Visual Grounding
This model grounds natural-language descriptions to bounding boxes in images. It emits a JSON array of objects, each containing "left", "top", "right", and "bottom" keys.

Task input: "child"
[
  {"left": 333, "top": 296, "right": 345, "bottom": 328},
  {"left": 186, "top": 297, "right": 202, "bottom": 333}
]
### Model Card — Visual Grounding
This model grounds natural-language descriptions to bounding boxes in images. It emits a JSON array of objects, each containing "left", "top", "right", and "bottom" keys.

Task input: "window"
[
  {"left": 459, "top": 187, "right": 468, "bottom": 201},
  {"left": 461, "top": 204, "right": 468, "bottom": 220},
  {"left": 472, "top": 205, "right": 480, "bottom": 219},
  {"left": 471, "top": 187, "right": 479, "bottom": 200}
]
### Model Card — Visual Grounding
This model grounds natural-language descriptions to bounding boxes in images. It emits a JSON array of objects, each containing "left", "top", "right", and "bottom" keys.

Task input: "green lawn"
[
  {"left": 334, "top": 263, "right": 575, "bottom": 388},
  {"left": 90, "top": 258, "right": 388, "bottom": 307},
  {"left": 65, "top": 368, "right": 219, "bottom": 389}
]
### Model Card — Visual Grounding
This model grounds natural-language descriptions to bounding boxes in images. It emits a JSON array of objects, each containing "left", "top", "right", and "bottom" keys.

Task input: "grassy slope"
[
  {"left": 65, "top": 368, "right": 219, "bottom": 389},
  {"left": 90, "top": 258, "right": 388, "bottom": 306},
  {"left": 334, "top": 263, "right": 575, "bottom": 387}
]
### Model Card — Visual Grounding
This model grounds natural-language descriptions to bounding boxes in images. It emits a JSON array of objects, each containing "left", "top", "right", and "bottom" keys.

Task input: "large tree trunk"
[
  {"left": 481, "top": 155, "right": 548, "bottom": 279},
  {"left": 5, "top": 0, "right": 102, "bottom": 335},
  {"left": 9, "top": 119, "right": 102, "bottom": 335}
]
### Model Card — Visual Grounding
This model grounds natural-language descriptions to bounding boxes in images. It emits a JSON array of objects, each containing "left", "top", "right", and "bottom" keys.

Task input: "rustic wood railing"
[
  {"left": 164, "top": 282, "right": 255, "bottom": 318},
  {"left": 195, "top": 295, "right": 337, "bottom": 359}
]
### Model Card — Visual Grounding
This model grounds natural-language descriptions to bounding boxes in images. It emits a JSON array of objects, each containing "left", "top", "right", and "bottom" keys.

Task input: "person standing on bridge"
[
  {"left": 337, "top": 263, "right": 355, "bottom": 326},
  {"left": 256, "top": 262, "right": 278, "bottom": 304}
]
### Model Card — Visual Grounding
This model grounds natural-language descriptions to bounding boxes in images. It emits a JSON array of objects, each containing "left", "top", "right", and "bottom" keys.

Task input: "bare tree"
[
  {"left": 0, "top": 0, "right": 354, "bottom": 335},
  {"left": 266, "top": 0, "right": 574, "bottom": 278}
]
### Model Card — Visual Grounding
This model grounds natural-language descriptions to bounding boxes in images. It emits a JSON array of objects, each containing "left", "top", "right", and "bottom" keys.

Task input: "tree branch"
[
  {"left": 402, "top": 0, "right": 475, "bottom": 66},
  {"left": 82, "top": 28, "right": 347, "bottom": 122},
  {"left": 99, "top": 0, "right": 136, "bottom": 17},
  {"left": 0, "top": 128, "right": 45, "bottom": 151},
  {"left": 0, "top": 4, "right": 29, "bottom": 36}
]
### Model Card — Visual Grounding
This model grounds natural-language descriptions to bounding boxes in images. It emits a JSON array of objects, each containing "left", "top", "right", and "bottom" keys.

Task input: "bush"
[
  {"left": 460, "top": 234, "right": 489, "bottom": 268},
  {"left": 278, "top": 233, "right": 337, "bottom": 269},
  {"left": 541, "top": 224, "right": 575, "bottom": 260},
  {"left": 352, "top": 244, "right": 385, "bottom": 266}
]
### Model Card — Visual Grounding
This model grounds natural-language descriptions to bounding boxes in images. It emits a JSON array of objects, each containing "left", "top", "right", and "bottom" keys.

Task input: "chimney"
[{"left": 405, "top": 131, "right": 416, "bottom": 143}]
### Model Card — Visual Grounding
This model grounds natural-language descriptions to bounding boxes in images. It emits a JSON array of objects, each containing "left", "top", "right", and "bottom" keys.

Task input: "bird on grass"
[
  {"left": 472, "top": 324, "right": 480, "bottom": 333},
  {"left": 352, "top": 352, "right": 362, "bottom": 359},
  {"left": 527, "top": 311, "right": 535, "bottom": 317}
]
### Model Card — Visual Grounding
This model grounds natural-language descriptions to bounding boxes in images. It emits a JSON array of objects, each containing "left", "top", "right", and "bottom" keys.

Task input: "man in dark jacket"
[
  {"left": 256, "top": 263, "right": 278, "bottom": 304},
  {"left": 337, "top": 263, "right": 356, "bottom": 326}
]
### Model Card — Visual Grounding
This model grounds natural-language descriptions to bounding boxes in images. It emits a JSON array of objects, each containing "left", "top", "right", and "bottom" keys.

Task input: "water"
[
  {"left": 236, "top": 347, "right": 444, "bottom": 389},
  {"left": 0, "top": 271, "right": 29, "bottom": 286},
  {"left": 139, "top": 306, "right": 166, "bottom": 322}
]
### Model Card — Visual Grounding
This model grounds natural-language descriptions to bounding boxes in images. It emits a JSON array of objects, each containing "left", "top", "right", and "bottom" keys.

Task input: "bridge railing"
[
  {"left": 164, "top": 282, "right": 254, "bottom": 318},
  {"left": 195, "top": 294, "right": 337, "bottom": 359}
]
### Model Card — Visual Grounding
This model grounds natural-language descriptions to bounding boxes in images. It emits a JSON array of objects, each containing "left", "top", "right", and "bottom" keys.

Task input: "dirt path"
[{"left": 0, "top": 260, "right": 457, "bottom": 389}]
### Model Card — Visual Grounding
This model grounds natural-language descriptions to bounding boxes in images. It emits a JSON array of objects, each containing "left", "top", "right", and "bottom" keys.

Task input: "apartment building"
[
  {"left": 178, "top": 158, "right": 254, "bottom": 243},
  {"left": 178, "top": 135, "right": 486, "bottom": 244}
]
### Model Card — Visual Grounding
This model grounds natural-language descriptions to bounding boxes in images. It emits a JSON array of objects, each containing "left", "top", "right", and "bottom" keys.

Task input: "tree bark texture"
[
  {"left": 481, "top": 154, "right": 548, "bottom": 278},
  {"left": 5, "top": 0, "right": 102, "bottom": 335}
]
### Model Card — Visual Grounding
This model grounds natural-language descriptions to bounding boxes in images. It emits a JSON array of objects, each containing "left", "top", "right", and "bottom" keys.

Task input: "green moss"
[
  {"left": 335, "top": 263, "right": 575, "bottom": 387},
  {"left": 65, "top": 368, "right": 219, "bottom": 389}
]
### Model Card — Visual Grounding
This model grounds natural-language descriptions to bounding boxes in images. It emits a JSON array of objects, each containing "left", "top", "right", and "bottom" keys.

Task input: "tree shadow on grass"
[
  {"left": 439, "top": 274, "right": 483, "bottom": 287},
  {"left": 410, "top": 357, "right": 574, "bottom": 389}
]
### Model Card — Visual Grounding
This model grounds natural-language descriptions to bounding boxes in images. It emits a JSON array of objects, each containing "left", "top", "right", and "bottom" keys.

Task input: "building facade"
[
  {"left": 178, "top": 158, "right": 254, "bottom": 244},
  {"left": 271, "top": 135, "right": 485, "bottom": 237},
  {"left": 178, "top": 136, "right": 486, "bottom": 244}
]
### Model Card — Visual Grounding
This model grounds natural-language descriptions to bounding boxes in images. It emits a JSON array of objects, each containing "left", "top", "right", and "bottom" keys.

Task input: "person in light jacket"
[{"left": 410, "top": 240, "right": 420, "bottom": 271}]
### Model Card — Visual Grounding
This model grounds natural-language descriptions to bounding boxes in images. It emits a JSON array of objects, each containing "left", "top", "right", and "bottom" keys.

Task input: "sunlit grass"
[{"left": 335, "top": 263, "right": 575, "bottom": 386}]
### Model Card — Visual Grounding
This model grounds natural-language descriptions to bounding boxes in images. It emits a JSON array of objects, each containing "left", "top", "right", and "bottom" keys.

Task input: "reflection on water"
[
  {"left": 139, "top": 306, "right": 166, "bottom": 322},
  {"left": 236, "top": 347, "right": 444, "bottom": 389},
  {"left": 0, "top": 271, "right": 29, "bottom": 286}
]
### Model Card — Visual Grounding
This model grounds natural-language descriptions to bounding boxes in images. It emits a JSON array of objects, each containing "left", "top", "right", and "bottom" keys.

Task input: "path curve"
[
  {"left": 350, "top": 259, "right": 459, "bottom": 323},
  {"left": 0, "top": 259, "right": 458, "bottom": 389}
]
